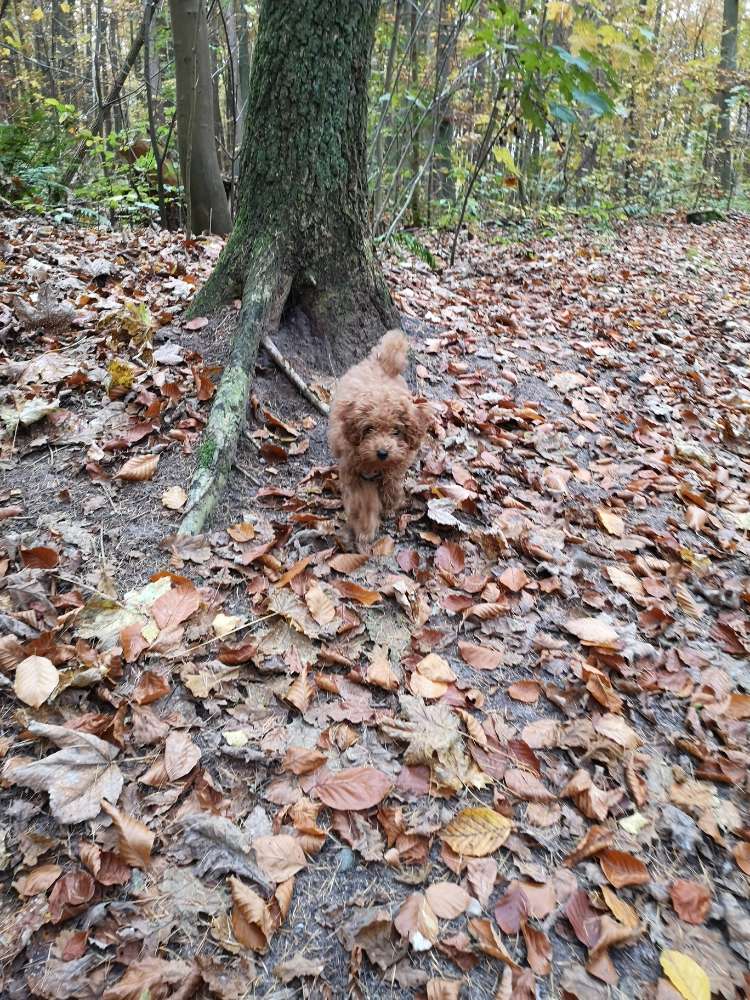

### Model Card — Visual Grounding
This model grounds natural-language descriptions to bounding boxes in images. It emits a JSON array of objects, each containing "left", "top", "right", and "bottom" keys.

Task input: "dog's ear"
[
  {"left": 402, "top": 399, "right": 433, "bottom": 448},
  {"left": 340, "top": 400, "right": 368, "bottom": 447}
]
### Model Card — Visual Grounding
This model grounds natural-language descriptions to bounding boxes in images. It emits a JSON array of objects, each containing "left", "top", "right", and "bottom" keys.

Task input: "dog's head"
[{"left": 340, "top": 389, "right": 431, "bottom": 475}]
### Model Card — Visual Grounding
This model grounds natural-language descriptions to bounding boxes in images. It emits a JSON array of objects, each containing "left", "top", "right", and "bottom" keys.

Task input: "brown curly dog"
[{"left": 328, "top": 329, "right": 431, "bottom": 551}]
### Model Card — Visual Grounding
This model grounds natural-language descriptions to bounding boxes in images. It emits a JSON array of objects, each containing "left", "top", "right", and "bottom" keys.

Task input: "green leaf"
[{"left": 550, "top": 102, "right": 577, "bottom": 124}]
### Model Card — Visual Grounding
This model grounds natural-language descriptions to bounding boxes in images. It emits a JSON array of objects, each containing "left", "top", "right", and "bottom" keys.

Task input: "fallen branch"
[
  {"left": 178, "top": 252, "right": 291, "bottom": 536},
  {"left": 261, "top": 334, "right": 330, "bottom": 416}
]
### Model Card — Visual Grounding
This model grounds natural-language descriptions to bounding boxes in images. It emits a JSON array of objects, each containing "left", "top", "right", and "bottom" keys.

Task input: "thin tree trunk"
[
  {"left": 144, "top": 0, "right": 168, "bottom": 226},
  {"left": 235, "top": 0, "right": 251, "bottom": 153},
  {"left": 62, "top": 1, "right": 157, "bottom": 187},
  {"left": 408, "top": 2, "right": 423, "bottom": 225},
  {"left": 169, "top": 0, "right": 232, "bottom": 235},
  {"left": 716, "top": 0, "right": 739, "bottom": 192},
  {"left": 373, "top": 0, "right": 403, "bottom": 227}
]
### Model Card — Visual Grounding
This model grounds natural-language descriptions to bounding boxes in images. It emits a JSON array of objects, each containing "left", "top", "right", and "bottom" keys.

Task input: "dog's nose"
[{"left": 377, "top": 449, "right": 389, "bottom": 461}]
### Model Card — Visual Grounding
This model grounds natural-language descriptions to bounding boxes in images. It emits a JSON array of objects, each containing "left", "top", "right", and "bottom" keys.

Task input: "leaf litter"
[{"left": 0, "top": 213, "right": 749, "bottom": 997}]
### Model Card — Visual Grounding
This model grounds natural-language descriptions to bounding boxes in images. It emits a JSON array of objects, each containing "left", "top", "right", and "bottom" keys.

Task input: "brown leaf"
[
  {"left": 435, "top": 542, "right": 465, "bottom": 573},
  {"left": 329, "top": 552, "right": 369, "bottom": 573},
  {"left": 466, "top": 601, "right": 509, "bottom": 621},
  {"left": 253, "top": 835, "right": 307, "bottom": 883},
  {"left": 102, "top": 958, "right": 197, "bottom": 1000},
  {"left": 440, "top": 807, "right": 512, "bottom": 857},
  {"left": 20, "top": 545, "right": 59, "bottom": 569},
  {"left": 467, "top": 918, "right": 520, "bottom": 969},
  {"left": 151, "top": 582, "right": 200, "bottom": 629},
  {"left": 330, "top": 579, "right": 381, "bottom": 605},
  {"left": 457, "top": 641, "right": 504, "bottom": 670},
  {"left": 48, "top": 869, "right": 95, "bottom": 923},
  {"left": 425, "top": 881, "right": 471, "bottom": 919},
  {"left": 599, "top": 849, "right": 650, "bottom": 888},
  {"left": 504, "top": 767, "right": 555, "bottom": 802},
  {"left": 116, "top": 453, "right": 159, "bottom": 481},
  {"left": 395, "top": 891, "right": 439, "bottom": 944},
  {"left": 100, "top": 800, "right": 154, "bottom": 868},
  {"left": 426, "top": 979, "right": 462, "bottom": 1000},
  {"left": 499, "top": 566, "right": 530, "bottom": 592},
  {"left": 282, "top": 746, "right": 327, "bottom": 775},
  {"left": 366, "top": 646, "right": 400, "bottom": 691},
  {"left": 565, "top": 616, "right": 619, "bottom": 648},
  {"left": 565, "top": 889, "right": 601, "bottom": 948},
  {"left": 670, "top": 880, "right": 711, "bottom": 925},
  {"left": 494, "top": 884, "right": 529, "bottom": 934},
  {"left": 600, "top": 885, "right": 640, "bottom": 929},
  {"left": 164, "top": 730, "right": 201, "bottom": 780},
  {"left": 284, "top": 665, "right": 315, "bottom": 713},
  {"left": 595, "top": 506, "right": 625, "bottom": 537},
  {"left": 132, "top": 670, "right": 170, "bottom": 705},
  {"left": 230, "top": 876, "right": 273, "bottom": 952},
  {"left": 13, "top": 863, "right": 62, "bottom": 896},
  {"left": 563, "top": 825, "right": 614, "bottom": 866},
  {"left": 508, "top": 680, "right": 541, "bottom": 703},
  {"left": 14, "top": 654, "right": 59, "bottom": 707},
  {"left": 305, "top": 584, "right": 336, "bottom": 625},
  {"left": 314, "top": 766, "right": 392, "bottom": 810},
  {"left": 522, "top": 921, "right": 551, "bottom": 975},
  {"left": 734, "top": 841, "right": 750, "bottom": 874},
  {"left": 466, "top": 858, "right": 497, "bottom": 907}
]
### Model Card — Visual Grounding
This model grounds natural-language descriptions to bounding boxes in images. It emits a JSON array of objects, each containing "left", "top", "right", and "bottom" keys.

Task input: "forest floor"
[{"left": 0, "top": 212, "right": 749, "bottom": 1000}]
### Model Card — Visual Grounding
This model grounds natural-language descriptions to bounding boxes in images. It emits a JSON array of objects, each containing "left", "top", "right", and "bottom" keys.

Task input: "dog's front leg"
[
  {"left": 340, "top": 471, "right": 381, "bottom": 551},
  {"left": 381, "top": 471, "right": 406, "bottom": 516}
]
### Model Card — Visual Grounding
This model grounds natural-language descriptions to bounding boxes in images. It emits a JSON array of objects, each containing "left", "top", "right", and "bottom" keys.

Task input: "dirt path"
[{"left": 1, "top": 214, "right": 748, "bottom": 999}]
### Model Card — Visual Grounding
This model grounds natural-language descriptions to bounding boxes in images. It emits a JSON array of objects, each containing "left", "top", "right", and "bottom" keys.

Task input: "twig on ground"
[
  {"left": 234, "top": 460, "right": 261, "bottom": 485},
  {"left": 261, "top": 334, "right": 330, "bottom": 416}
]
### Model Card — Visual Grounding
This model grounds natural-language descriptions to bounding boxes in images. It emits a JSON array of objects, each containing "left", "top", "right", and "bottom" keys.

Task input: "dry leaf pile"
[{"left": 0, "top": 213, "right": 749, "bottom": 999}]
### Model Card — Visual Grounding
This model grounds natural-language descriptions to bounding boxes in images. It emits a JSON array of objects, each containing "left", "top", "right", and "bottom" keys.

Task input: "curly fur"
[{"left": 328, "top": 329, "right": 431, "bottom": 550}]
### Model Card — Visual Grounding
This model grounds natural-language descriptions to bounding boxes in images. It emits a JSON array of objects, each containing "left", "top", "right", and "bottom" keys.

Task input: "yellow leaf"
[
  {"left": 31, "top": 6, "right": 44, "bottom": 20},
  {"left": 547, "top": 1, "right": 574, "bottom": 25},
  {"left": 440, "top": 807, "right": 512, "bottom": 857},
  {"left": 60, "top": 1, "right": 71, "bottom": 10},
  {"left": 660, "top": 949, "right": 711, "bottom": 1000}
]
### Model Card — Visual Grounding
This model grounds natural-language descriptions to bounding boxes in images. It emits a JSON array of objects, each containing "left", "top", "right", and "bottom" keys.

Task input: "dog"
[{"left": 328, "top": 329, "right": 431, "bottom": 551}]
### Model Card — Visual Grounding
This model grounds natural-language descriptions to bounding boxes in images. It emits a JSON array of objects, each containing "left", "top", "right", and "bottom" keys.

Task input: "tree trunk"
[
  {"left": 183, "top": 0, "right": 397, "bottom": 533},
  {"left": 235, "top": 0, "right": 251, "bottom": 152},
  {"left": 716, "top": 0, "right": 739, "bottom": 193},
  {"left": 169, "top": 0, "right": 232, "bottom": 235},
  {"left": 431, "top": 0, "right": 455, "bottom": 206},
  {"left": 407, "top": 2, "right": 423, "bottom": 226},
  {"left": 194, "top": 0, "right": 397, "bottom": 370}
]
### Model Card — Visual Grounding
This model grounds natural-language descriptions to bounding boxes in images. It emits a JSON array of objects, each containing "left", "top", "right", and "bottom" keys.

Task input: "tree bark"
[
  {"left": 194, "top": 0, "right": 397, "bottom": 372},
  {"left": 169, "top": 0, "right": 232, "bottom": 235},
  {"left": 716, "top": 0, "right": 739, "bottom": 193},
  {"left": 183, "top": 0, "right": 397, "bottom": 533}
]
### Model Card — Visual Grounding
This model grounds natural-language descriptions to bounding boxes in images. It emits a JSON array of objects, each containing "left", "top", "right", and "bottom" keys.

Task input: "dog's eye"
[{"left": 362, "top": 425, "right": 373, "bottom": 437}]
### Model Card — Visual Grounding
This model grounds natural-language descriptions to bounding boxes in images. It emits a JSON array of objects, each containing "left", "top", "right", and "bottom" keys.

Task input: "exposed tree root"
[
  {"left": 178, "top": 253, "right": 291, "bottom": 536},
  {"left": 260, "top": 334, "right": 330, "bottom": 416}
]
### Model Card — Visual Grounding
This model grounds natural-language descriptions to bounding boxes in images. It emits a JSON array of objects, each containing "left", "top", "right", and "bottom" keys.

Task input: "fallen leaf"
[
  {"left": 425, "top": 882, "right": 471, "bottom": 919},
  {"left": 14, "top": 655, "right": 59, "bottom": 707},
  {"left": 660, "top": 949, "right": 711, "bottom": 1000},
  {"left": 161, "top": 485, "right": 187, "bottom": 509},
  {"left": 9, "top": 721, "right": 123, "bottom": 824},
  {"left": 100, "top": 800, "right": 154, "bottom": 868},
  {"left": 253, "top": 835, "right": 307, "bottom": 882},
  {"left": 13, "top": 863, "right": 62, "bottom": 897},
  {"left": 116, "top": 453, "right": 159, "bottom": 481},
  {"left": 499, "top": 566, "right": 530, "bottom": 591},
  {"left": 314, "top": 767, "right": 392, "bottom": 810},
  {"left": 566, "top": 616, "right": 619, "bottom": 647},
  {"left": 457, "top": 641, "right": 503, "bottom": 670},
  {"left": 507, "top": 680, "right": 541, "bottom": 703},
  {"left": 102, "top": 958, "right": 197, "bottom": 1000},
  {"left": 595, "top": 507, "right": 625, "bottom": 537},
  {"left": 599, "top": 849, "right": 650, "bottom": 888},
  {"left": 164, "top": 730, "right": 201, "bottom": 780},
  {"left": 440, "top": 807, "right": 512, "bottom": 857}
]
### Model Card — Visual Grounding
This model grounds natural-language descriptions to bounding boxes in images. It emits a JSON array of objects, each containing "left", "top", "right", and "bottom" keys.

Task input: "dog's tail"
[{"left": 371, "top": 329, "right": 408, "bottom": 377}]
